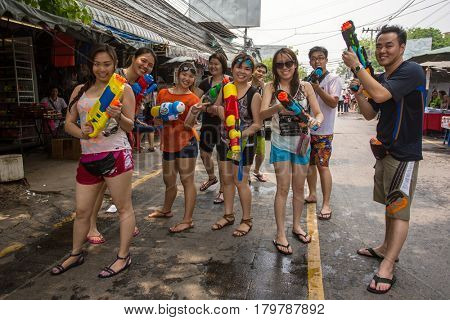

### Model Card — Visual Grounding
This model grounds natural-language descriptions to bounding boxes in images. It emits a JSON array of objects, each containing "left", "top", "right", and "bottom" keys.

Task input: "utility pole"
[
  {"left": 244, "top": 27, "right": 248, "bottom": 52},
  {"left": 362, "top": 27, "right": 380, "bottom": 60}
]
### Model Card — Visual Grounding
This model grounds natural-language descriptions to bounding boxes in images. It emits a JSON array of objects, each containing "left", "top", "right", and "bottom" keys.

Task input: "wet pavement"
[{"left": 0, "top": 113, "right": 449, "bottom": 299}]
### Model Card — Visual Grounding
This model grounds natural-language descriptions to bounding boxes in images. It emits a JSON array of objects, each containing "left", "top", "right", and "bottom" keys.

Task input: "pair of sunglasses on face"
[
  {"left": 179, "top": 64, "right": 197, "bottom": 75},
  {"left": 275, "top": 60, "right": 295, "bottom": 69}
]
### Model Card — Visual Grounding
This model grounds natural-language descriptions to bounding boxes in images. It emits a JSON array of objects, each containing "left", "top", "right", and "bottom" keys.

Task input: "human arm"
[
  {"left": 304, "top": 82, "right": 323, "bottom": 128},
  {"left": 260, "top": 82, "right": 284, "bottom": 120},
  {"left": 64, "top": 85, "right": 92, "bottom": 139}
]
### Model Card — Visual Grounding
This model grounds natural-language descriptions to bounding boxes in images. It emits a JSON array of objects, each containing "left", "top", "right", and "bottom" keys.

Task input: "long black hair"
[
  {"left": 68, "top": 44, "right": 118, "bottom": 111},
  {"left": 127, "top": 47, "right": 157, "bottom": 67},
  {"left": 272, "top": 47, "right": 304, "bottom": 98}
]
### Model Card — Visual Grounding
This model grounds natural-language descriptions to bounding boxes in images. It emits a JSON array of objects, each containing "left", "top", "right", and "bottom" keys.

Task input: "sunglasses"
[
  {"left": 275, "top": 61, "right": 295, "bottom": 69},
  {"left": 179, "top": 64, "right": 197, "bottom": 75}
]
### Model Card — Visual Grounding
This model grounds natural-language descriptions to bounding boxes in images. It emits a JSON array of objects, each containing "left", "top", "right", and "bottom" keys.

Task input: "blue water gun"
[
  {"left": 151, "top": 101, "right": 186, "bottom": 122},
  {"left": 306, "top": 66, "right": 324, "bottom": 83},
  {"left": 132, "top": 74, "right": 157, "bottom": 105},
  {"left": 276, "top": 90, "right": 319, "bottom": 131},
  {"left": 341, "top": 20, "right": 374, "bottom": 92}
]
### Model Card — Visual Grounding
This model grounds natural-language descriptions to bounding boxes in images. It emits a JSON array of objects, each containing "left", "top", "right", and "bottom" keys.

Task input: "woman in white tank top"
[
  {"left": 260, "top": 48, "right": 323, "bottom": 255},
  {"left": 50, "top": 45, "right": 137, "bottom": 278}
]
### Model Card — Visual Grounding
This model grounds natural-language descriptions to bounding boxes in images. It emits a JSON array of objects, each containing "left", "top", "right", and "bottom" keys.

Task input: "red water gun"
[{"left": 223, "top": 82, "right": 241, "bottom": 156}]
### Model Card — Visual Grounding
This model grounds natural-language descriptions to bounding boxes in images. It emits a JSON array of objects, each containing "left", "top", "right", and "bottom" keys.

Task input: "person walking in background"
[{"left": 305, "top": 46, "right": 342, "bottom": 221}]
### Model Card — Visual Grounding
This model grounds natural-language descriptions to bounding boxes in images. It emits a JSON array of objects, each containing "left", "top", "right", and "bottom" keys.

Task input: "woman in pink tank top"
[{"left": 50, "top": 45, "right": 137, "bottom": 278}]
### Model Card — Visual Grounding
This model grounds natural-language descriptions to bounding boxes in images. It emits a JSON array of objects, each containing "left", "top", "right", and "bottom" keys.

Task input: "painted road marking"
[
  {"left": 307, "top": 202, "right": 325, "bottom": 300},
  {"left": 0, "top": 169, "right": 162, "bottom": 259}
]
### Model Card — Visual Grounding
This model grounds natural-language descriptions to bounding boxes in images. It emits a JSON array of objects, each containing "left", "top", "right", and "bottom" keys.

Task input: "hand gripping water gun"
[
  {"left": 150, "top": 101, "right": 186, "bottom": 122},
  {"left": 276, "top": 90, "right": 319, "bottom": 131},
  {"left": 341, "top": 20, "right": 375, "bottom": 92},
  {"left": 87, "top": 73, "right": 127, "bottom": 138},
  {"left": 223, "top": 82, "right": 241, "bottom": 156},
  {"left": 132, "top": 74, "right": 157, "bottom": 106},
  {"left": 306, "top": 66, "right": 324, "bottom": 83},
  {"left": 203, "top": 77, "right": 231, "bottom": 104}
]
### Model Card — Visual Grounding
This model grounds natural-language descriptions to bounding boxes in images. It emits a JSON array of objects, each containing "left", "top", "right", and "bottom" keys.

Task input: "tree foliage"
[
  {"left": 407, "top": 27, "right": 450, "bottom": 50},
  {"left": 21, "top": 0, "right": 92, "bottom": 24}
]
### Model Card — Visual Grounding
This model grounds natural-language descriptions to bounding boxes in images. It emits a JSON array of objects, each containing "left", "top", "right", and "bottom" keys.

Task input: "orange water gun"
[{"left": 223, "top": 82, "right": 241, "bottom": 156}]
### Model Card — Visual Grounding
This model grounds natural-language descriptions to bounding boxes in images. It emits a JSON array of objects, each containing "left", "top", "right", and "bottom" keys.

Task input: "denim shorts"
[{"left": 270, "top": 144, "right": 310, "bottom": 165}]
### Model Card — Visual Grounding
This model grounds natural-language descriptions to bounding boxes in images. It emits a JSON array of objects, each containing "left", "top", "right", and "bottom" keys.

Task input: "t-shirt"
[
  {"left": 156, "top": 88, "right": 200, "bottom": 153},
  {"left": 311, "top": 73, "right": 342, "bottom": 136},
  {"left": 198, "top": 76, "right": 222, "bottom": 126},
  {"left": 369, "top": 61, "right": 426, "bottom": 162},
  {"left": 41, "top": 97, "right": 67, "bottom": 113}
]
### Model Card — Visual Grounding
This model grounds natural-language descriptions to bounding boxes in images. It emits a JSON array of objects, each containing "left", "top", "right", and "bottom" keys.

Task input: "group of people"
[
  {"left": 428, "top": 89, "right": 449, "bottom": 109},
  {"left": 50, "top": 24, "right": 425, "bottom": 295}
]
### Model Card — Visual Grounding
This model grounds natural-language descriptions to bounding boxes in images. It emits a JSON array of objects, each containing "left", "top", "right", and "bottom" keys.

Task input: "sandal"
[
  {"left": 132, "top": 227, "right": 140, "bottom": 237},
  {"left": 273, "top": 240, "right": 293, "bottom": 255},
  {"left": 357, "top": 248, "right": 399, "bottom": 262},
  {"left": 147, "top": 209, "right": 173, "bottom": 218},
  {"left": 292, "top": 230, "right": 312, "bottom": 244},
  {"left": 317, "top": 210, "right": 332, "bottom": 220},
  {"left": 98, "top": 253, "right": 132, "bottom": 278},
  {"left": 211, "top": 213, "right": 235, "bottom": 230},
  {"left": 367, "top": 274, "right": 396, "bottom": 294},
  {"left": 200, "top": 176, "right": 218, "bottom": 191},
  {"left": 233, "top": 218, "right": 253, "bottom": 237},
  {"left": 50, "top": 251, "right": 86, "bottom": 275},
  {"left": 87, "top": 234, "right": 105, "bottom": 244},
  {"left": 213, "top": 191, "right": 224, "bottom": 204},
  {"left": 169, "top": 221, "right": 194, "bottom": 233},
  {"left": 253, "top": 172, "right": 268, "bottom": 182}
]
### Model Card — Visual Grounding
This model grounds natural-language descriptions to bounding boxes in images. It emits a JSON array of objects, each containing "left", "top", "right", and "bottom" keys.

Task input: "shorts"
[
  {"left": 199, "top": 125, "right": 221, "bottom": 153},
  {"left": 76, "top": 149, "right": 134, "bottom": 185},
  {"left": 255, "top": 135, "right": 265, "bottom": 156},
  {"left": 310, "top": 134, "right": 333, "bottom": 167},
  {"left": 163, "top": 137, "right": 198, "bottom": 161},
  {"left": 133, "top": 124, "right": 155, "bottom": 133},
  {"left": 218, "top": 141, "right": 255, "bottom": 166},
  {"left": 270, "top": 144, "right": 310, "bottom": 165},
  {"left": 373, "top": 155, "right": 419, "bottom": 221}
]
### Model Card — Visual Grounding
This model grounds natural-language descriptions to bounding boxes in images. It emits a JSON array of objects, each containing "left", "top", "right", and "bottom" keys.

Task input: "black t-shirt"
[
  {"left": 369, "top": 61, "right": 426, "bottom": 161},
  {"left": 198, "top": 77, "right": 222, "bottom": 127}
]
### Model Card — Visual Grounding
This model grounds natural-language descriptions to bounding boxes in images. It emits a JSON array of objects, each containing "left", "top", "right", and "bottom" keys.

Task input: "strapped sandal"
[
  {"left": 253, "top": 172, "right": 268, "bottom": 182},
  {"left": 213, "top": 191, "right": 224, "bottom": 204},
  {"left": 200, "top": 176, "right": 218, "bottom": 191},
  {"left": 50, "top": 251, "right": 86, "bottom": 276},
  {"left": 169, "top": 221, "right": 194, "bottom": 233},
  {"left": 132, "top": 227, "right": 140, "bottom": 237},
  {"left": 233, "top": 218, "right": 253, "bottom": 237},
  {"left": 211, "top": 213, "right": 235, "bottom": 230},
  {"left": 367, "top": 274, "right": 396, "bottom": 294},
  {"left": 98, "top": 253, "right": 131, "bottom": 278}
]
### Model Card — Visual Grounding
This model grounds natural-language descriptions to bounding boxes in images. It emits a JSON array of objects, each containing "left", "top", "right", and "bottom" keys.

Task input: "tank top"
[
  {"left": 271, "top": 83, "right": 308, "bottom": 154},
  {"left": 77, "top": 92, "right": 131, "bottom": 154}
]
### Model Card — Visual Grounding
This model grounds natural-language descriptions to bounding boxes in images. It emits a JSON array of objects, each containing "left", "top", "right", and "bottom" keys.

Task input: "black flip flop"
[
  {"left": 357, "top": 248, "right": 399, "bottom": 262},
  {"left": 272, "top": 240, "right": 293, "bottom": 255},
  {"left": 317, "top": 211, "right": 332, "bottom": 220},
  {"left": 292, "top": 230, "right": 312, "bottom": 244},
  {"left": 304, "top": 199, "right": 317, "bottom": 204},
  {"left": 367, "top": 274, "right": 396, "bottom": 294}
]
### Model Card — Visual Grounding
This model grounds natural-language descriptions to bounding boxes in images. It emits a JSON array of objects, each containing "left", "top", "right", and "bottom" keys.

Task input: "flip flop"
[
  {"left": 169, "top": 221, "right": 194, "bottom": 233},
  {"left": 253, "top": 172, "right": 268, "bottom": 182},
  {"left": 147, "top": 210, "right": 173, "bottom": 218},
  {"left": 199, "top": 177, "right": 218, "bottom": 191},
  {"left": 304, "top": 199, "right": 317, "bottom": 204},
  {"left": 292, "top": 230, "right": 312, "bottom": 244},
  {"left": 87, "top": 234, "right": 105, "bottom": 244},
  {"left": 367, "top": 274, "right": 396, "bottom": 294},
  {"left": 272, "top": 240, "right": 293, "bottom": 255},
  {"left": 357, "top": 248, "right": 399, "bottom": 262},
  {"left": 132, "top": 227, "right": 140, "bottom": 237},
  {"left": 317, "top": 211, "right": 332, "bottom": 220}
]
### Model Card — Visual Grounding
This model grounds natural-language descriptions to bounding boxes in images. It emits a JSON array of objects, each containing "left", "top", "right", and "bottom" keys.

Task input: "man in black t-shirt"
[{"left": 342, "top": 25, "right": 425, "bottom": 294}]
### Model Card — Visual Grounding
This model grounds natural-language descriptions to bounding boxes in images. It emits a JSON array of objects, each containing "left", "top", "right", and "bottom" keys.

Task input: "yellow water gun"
[{"left": 87, "top": 73, "right": 127, "bottom": 138}]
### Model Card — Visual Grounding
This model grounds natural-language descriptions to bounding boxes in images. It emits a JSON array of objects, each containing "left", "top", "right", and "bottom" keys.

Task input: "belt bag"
[
  {"left": 370, "top": 138, "right": 387, "bottom": 160},
  {"left": 296, "top": 133, "right": 310, "bottom": 156},
  {"left": 81, "top": 152, "right": 116, "bottom": 176}
]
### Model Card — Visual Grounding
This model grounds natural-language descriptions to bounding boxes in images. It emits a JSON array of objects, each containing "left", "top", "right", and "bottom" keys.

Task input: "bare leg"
[
  {"left": 233, "top": 164, "right": 252, "bottom": 236},
  {"left": 305, "top": 164, "right": 318, "bottom": 202},
  {"left": 273, "top": 161, "right": 293, "bottom": 254},
  {"left": 147, "top": 132, "right": 155, "bottom": 150},
  {"left": 88, "top": 182, "right": 107, "bottom": 238},
  {"left": 212, "top": 160, "right": 234, "bottom": 227},
  {"left": 161, "top": 159, "right": 178, "bottom": 212},
  {"left": 200, "top": 149, "right": 216, "bottom": 181},
  {"left": 317, "top": 165, "right": 332, "bottom": 215},
  {"left": 292, "top": 163, "right": 311, "bottom": 242}
]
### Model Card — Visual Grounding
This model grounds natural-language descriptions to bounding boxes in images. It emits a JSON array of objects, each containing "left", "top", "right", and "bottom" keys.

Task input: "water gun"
[
  {"left": 276, "top": 90, "right": 318, "bottom": 131},
  {"left": 341, "top": 20, "right": 374, "bottom": 92},
  {"left": 151, "top": 101, "right": 185, "bottom": 122},
  {"left": 306, "top": 66, "right": 324, "bottom": 83},
  {"left": 203, "top": 77, "right": 231, "bottom": 104},
  {"left": 223, "top": 82, "right": 241, "bottom": 156},
  {"left": 132, "top": 74, "right": 157, "bottom": 106},
  {"left": 87, "top": 73, "right": 127, "bottom": 138}
]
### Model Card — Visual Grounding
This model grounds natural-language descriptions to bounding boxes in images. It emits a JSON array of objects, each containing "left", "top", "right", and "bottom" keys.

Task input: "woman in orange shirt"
[{"left": 148, "top": 62, "right": 202, "bottom": 233}]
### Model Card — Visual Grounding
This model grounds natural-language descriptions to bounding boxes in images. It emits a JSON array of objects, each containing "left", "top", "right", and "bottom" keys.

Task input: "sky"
[{"left": 167, "top": 0, "right": 450, "bottom": 72}]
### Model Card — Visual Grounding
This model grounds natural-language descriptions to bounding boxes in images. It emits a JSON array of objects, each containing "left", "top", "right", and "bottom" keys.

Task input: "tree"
[
  {"left": 407, "top": 27, "right": 450, "bottom": 50},
  {"left": 21, "top": 0, "right": 92, "bottom": 24}
]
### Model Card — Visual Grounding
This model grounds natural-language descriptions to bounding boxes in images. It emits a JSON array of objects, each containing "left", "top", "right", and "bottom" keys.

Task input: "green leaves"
[
  {"left": 21, "top": 0, "right": 92, "bottom": 24},
  {"left": 407, "top": 27, "right": 450, "bottom": 50}
]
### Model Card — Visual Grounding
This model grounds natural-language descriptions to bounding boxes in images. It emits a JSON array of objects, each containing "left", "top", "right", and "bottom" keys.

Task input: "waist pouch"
[
  {"left": 370, "top": 137, "right": 387, "bottom": 160},
  {"left": 296, "top": 133, "right": 310, "bottom": 156},
  {"left": 81, "top": 152, "right": 116, "bottom": 176}
]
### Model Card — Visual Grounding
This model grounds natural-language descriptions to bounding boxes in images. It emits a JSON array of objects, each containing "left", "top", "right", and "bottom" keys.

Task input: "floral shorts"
[{"left": 309, "top": 134, "right": 333, "bottom": 167}]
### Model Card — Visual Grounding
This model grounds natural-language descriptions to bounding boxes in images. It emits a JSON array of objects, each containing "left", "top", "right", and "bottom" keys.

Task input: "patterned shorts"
[{"left": 309, "top": 134, "right": 333, "bottom": 167}]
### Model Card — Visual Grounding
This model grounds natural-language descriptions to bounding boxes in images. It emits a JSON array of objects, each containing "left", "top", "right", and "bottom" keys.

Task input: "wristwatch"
[{"left": 353, "top": 65, "right": 362, "bottom": 74}]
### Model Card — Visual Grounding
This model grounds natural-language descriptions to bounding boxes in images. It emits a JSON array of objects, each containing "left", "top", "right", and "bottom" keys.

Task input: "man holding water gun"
[
  {"left": 342, "top": 25, "right": 425, "bottom": 294},
  {"left": 304, "top": 46, "right": 342, "bottom": 221}
]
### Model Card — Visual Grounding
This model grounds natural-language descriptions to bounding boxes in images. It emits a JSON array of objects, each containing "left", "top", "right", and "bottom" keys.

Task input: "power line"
[
  {"left": 426, "top": 9, "right": 450, "bottom": 26},
  {"left": 412, "top": 1, "right": 449, "bottom": 27}
]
